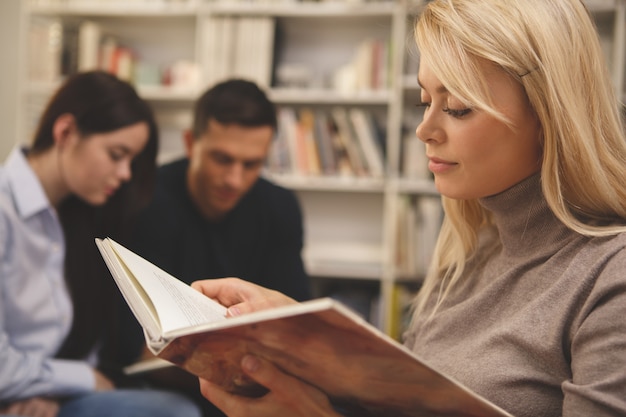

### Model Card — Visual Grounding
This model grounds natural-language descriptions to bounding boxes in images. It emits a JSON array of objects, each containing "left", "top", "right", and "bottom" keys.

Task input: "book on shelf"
[
  {"left": 61, "top": 23, "right": 80, "bottom": 77},
  {"left": 96, "top": 237, "right": 512, "bottom": 417},
  {"left": 402, "top": 133, "right": 430, "bottom": 180},
  {"left": 201, "top": 15, "right": 275, "bottom": 88},
  {"left": 28, "top": 17, "right": 63, "bottom": 83},
  {"left": 330, "top": 107, "right": 369, "bottom": 176},
  {"left": 77, "top": 20, "right": 102, "bottom": 72},
  {"left": 269, "top": 106, "right": 388, "bottom": 178},
  {"left": 297, "top": 108, "right": 323, "bottom": 175},
  {"left": 274, "top": 107, "right": 304, "bottom": 175},
  {"left": 395, "top": 195, "right": 417, "bottom": 276},
  {"left": 199, "top": 16, "right": 220, "bottom": 86},
  {"left": 348, "top": 108, "right": 385, "bottom": 177},
  {"left": 325, "top": 112, "right": 356, "bottom": 176},
  {"left": 349, "top": 38, "right": 391, "bottom": 92},
  {"left": 27, "top": 17, "right": 140, "bottom": 84},
  {"left": 313, "top": 109, "right": 339, "bottom": 175},
  {"left": 395, "top": 195, "right": 443, "bottom": 278},
  {"left": 233, "top": 17, "right": 253, "bottom": 83}
]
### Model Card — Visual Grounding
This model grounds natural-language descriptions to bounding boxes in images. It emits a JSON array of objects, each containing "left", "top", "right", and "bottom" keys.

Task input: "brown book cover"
[{"left": 96, "top": 237, "right": 512, "bottom": 417}]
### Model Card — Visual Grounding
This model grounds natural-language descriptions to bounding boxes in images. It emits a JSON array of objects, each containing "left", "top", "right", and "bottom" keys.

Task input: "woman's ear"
[{"left": 52, "top": 113, "right": 77, "bottom": 150}]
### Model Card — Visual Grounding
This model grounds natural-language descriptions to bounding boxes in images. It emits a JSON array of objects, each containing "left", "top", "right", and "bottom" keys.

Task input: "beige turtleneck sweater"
[{"left": 404, "top": 174, "right": 626, "bottom": 417}]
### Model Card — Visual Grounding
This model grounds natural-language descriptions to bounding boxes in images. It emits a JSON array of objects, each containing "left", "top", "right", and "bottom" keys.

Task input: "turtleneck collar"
[{"left": 478, "top": 173, "right": 572, "bottom": 257}]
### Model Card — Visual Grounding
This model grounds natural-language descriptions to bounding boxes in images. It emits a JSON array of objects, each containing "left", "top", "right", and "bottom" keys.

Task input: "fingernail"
[
  {"left": 227, "top": 306, "right": 241, "bottom": 317},
  {"left": 242, "top": 355, "right": 260, "bottom": 373}
]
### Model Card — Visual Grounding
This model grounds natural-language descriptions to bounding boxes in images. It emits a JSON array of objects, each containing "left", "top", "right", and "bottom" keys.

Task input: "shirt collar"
[{"left": 5, "top": 146, "right": 52, "bottom": 219}]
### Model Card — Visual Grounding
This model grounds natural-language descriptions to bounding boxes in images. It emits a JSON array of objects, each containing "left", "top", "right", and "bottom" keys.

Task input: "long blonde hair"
[{"left": 412, "top": 0, "right": 626, "bottom": 318}]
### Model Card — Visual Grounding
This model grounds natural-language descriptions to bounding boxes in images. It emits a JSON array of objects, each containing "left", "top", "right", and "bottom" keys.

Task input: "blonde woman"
[{"left": 189, "top": 0, "right": 626, "bottom": 416}]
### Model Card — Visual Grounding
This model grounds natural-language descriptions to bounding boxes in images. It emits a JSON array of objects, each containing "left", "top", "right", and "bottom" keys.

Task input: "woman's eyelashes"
[
  {"left": 417, "top": 101, "right": 472, "bottom": 118},
  {"left": 108, "top": 149, "right": 127, "bottom": 162},
  {"left": 443, "top": 107, "right": 472, "bottom": 118}
]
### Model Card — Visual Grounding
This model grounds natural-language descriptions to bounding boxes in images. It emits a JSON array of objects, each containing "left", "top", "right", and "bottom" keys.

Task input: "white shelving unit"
[{"left": 17, "top": 0, "right": 626, "bottom": 337}]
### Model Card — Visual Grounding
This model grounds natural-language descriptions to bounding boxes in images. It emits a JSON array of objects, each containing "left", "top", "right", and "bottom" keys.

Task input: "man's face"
[{"left": 185, "top": 119, "right": 274, "bottom": 221}]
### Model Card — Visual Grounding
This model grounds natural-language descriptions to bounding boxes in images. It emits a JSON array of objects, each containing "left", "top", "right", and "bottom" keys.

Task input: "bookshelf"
[
  {"left": 0, "top": 0, "right": 21, "bottom": 161},
  {"left": 16, "top": 0, "right": 626, "bottom": 339}
]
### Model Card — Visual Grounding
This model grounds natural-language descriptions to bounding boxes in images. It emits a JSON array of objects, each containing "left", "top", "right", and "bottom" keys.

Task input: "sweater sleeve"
[{"left": 562, "top": 246, "right": 626, "bottom": 416}]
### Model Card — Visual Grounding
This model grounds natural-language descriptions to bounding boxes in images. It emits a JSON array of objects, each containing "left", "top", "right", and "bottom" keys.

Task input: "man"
[
  {"left": 119, "top": 79, "right": 311, "bottom": 416},
  {"left": 131, "top": 78, "right": 310, "bottom": 298}
]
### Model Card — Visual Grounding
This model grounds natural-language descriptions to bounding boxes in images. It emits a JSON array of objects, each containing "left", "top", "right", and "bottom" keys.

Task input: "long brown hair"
[{"left": 32, "top": 71, "right": 158, "bottom": 363}]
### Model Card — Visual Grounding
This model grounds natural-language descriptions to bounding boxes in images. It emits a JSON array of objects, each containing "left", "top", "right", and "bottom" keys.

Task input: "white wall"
[{"left": 0, "top": 0, "right": 21, "bottom": 161}]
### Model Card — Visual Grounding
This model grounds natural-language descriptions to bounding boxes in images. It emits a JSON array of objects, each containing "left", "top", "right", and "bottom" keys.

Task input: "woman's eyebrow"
[
  {"left": 416, "top": 78, "right": 448, "bottom": 94},
  {"left": 110, "top": 144, "right": 134, "bottom": 156}
]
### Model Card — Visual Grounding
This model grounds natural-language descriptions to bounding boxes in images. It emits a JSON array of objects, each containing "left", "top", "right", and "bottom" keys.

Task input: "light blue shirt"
[{"left": 0, "top": 147, "right": 94, "bottom": 401}]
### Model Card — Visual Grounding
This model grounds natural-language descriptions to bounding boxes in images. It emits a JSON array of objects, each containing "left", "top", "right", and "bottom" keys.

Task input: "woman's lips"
[
  {"left": 428, "top": 156, "right": 457, "bottom": 174},
  {"left": 105, "top": 186, "right": 118, "bottom": 197}
]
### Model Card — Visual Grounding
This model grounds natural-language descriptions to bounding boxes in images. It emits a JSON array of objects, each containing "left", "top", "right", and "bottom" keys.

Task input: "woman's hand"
[
  {"left": 191, "top": 277, "right": 297, "bottom": 317},
  {"left": 199, "top": 354, "right": 342, "bottom": 417},
  {"left": 0, "top": 397, "right": 60, "bottom": 417}
]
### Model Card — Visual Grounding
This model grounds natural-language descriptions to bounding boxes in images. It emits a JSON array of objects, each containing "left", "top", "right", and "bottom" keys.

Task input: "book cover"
[
  {"left": 28, "top": 17, "right": 63, "bottom": 83},
  {"left": 330, "top": 107, "right": 368, "bottom": 176},
  {"left": 313, "top": 109, "right": 338, "bottom": 175},
  {"left": 298, "top": 107, "right": 322, "bottom": 176},
  {"left": 77, "top": 20, "right": 102, "bottom": 72},
  {"left": 348, "top": 108, "right": 385, "bottom": 177},
  {"left": 96, "top": 237, "right": 512, "bottom": 417},
  {"left": 277, "top": 107, "right": 305, "bottom": 175}
]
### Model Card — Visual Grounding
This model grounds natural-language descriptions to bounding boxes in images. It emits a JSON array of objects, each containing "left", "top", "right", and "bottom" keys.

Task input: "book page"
[
  {"left": 107, "top": 238, "right": 227, "bottom": 337},
  {"left": 96, "top": 238, "right": 162, "bottom": 340},
  {"left": 123, "top": 357, "right": 173, "bottom": 376}
]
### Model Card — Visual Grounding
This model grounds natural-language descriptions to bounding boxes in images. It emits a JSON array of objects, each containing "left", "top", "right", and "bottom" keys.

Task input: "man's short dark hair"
[{"left": 192, "top": 78, "right": 277, "bottom": 138}]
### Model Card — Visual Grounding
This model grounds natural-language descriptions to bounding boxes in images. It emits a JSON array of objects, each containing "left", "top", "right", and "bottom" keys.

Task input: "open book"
[{"left": 96, "top": 237, "right": 512, "bottom": 417}]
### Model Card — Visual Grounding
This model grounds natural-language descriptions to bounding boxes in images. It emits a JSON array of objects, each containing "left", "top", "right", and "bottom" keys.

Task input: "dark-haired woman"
[{"left": 0, "top": 71, "right": 201, "bottom": 417}]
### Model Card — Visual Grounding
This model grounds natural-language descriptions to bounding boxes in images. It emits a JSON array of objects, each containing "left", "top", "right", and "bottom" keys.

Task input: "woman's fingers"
[
  {"left": 192, "top": 277, "right": 297, "bottom": 314},
  {"left": 199, "top": 355, "right": 341, "bottom": 417}
]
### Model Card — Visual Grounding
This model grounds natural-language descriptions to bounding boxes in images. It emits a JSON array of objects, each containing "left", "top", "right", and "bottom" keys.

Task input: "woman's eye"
[
  {"left": 109, "top": 151, "right": 124, "bottom": 162},
  {"left": 416, "top": 102, "right": 431, "bottom": 109},
  {"left": 443, "top": 107, "right": 472, "bottom": 118}
]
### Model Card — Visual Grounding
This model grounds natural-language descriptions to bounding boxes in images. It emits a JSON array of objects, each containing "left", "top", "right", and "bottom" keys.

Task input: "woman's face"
[
  {"left": 415, "top": 60, "right": 542, "bottom": 200},
  {"left": 60, "top": 122, "right": 149, "bottom": 205}
]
